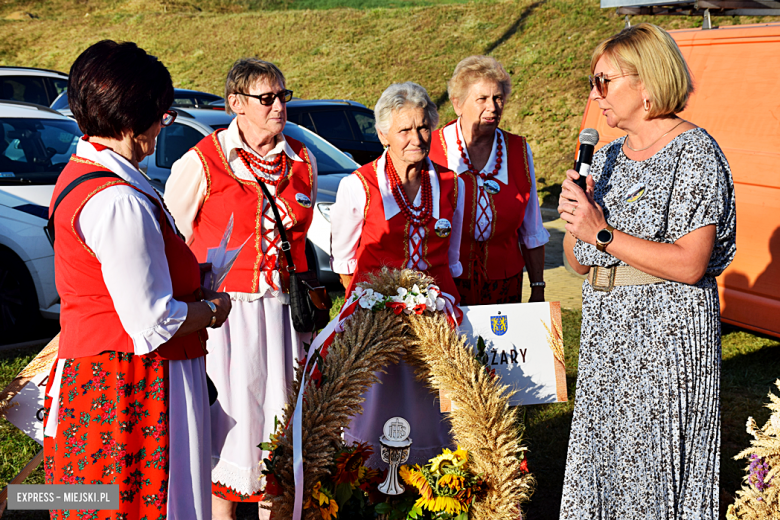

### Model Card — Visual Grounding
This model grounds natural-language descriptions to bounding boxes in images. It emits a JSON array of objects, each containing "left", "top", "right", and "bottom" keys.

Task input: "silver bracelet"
[{"left": 529, "top": 281, "right": 546, "bottom": 288}]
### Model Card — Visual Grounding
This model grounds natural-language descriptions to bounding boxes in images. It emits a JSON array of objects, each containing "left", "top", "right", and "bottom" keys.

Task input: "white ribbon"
[{"left": 292, "top": 292, "right": 361, "bottom": 520}]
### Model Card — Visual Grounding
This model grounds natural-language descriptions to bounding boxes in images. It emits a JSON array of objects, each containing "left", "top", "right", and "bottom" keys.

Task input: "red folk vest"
[
  {"left": 346, "top": 158, "right": 460, "bottom": 302},
  {"left": 429, "top": 123, "right": 532, "bottom": 280},
  {"left": 52, "top": 156, "right": 207, "bottom": 360},
  {"left": 188, "top": 131, "right": 314, "bottom": 293}
]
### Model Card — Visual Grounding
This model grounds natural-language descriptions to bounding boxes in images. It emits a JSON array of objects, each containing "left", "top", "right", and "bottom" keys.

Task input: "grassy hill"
[{"left": 4, "top": 0, "right": 774, "bottom": 204}]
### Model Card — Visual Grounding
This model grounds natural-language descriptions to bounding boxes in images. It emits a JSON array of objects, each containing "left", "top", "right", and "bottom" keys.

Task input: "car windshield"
[
  {"left": 283, "top": 122, "right": 358, "bottom": 174},
  {"left": 0, "top": 117, "right": 82, "bottom": 184},
  {"left": 50, "top": 91, "right": 69, "bottom": 110}
]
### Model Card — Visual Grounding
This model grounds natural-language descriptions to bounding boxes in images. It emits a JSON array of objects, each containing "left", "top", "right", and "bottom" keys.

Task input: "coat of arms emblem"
[{"left": 491, "top": 315, "right": 508, "bottom": 336}]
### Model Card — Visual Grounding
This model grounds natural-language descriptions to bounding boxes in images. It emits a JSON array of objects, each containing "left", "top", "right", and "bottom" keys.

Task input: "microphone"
[{"left": 574, "top": 128, "right": 599, "bottom": 191}]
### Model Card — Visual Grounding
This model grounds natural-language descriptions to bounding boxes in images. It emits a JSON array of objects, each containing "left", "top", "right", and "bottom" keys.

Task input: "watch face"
[{"left": 597, "top": 229, "right": 613, "bottom": 244}]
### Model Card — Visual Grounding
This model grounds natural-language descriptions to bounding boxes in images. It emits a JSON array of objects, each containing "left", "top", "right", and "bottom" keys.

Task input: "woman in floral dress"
[
  {"left": 44, "top": 40, "right": 231, "bottom": 520},
  {"left": 558, "top": 24, "right": 736, "bottom": 518}
]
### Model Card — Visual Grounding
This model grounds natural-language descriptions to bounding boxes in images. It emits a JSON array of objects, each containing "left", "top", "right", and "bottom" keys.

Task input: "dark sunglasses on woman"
[{"left": 238, "top": 89, "right": 294, "bottom": 106}]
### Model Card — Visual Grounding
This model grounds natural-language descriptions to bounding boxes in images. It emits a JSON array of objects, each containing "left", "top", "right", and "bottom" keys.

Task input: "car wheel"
[{"left": 0, "top": 249, "right": 41, "bottom": 344}]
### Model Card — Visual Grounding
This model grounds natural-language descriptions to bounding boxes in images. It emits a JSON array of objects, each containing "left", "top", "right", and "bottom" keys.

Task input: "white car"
[
  {"left": 0, "top": 100, "right": 81, "bottom": 341},
  {"left": 0, "top": 66, "right": 69, "bottom": 107},
  {"left": 139, "top": 107, "right": 357, "bottom": 285}
]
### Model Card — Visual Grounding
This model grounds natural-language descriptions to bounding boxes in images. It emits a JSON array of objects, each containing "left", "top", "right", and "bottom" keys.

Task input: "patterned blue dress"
[{"left": 560, "top": 128, "right": 736, "bottom": 519}]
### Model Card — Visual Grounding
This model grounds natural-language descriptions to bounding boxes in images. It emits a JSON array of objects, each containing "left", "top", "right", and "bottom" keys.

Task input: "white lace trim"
[{"left": 211, "top": 456, "right": 266, "bottom": 496}]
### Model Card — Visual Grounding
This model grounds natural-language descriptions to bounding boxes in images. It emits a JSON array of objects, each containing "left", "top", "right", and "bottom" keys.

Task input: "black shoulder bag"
[{"left": 256, "top": 181, "right": 332, "bottom": 332}]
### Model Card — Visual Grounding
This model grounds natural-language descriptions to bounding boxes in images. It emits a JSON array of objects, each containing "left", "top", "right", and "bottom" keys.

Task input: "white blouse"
[
  {"left": 75, "top": 138, "right": 187, "bottom": 355},
  {"left": 330, "top": 151, "right": 465, "bottom": 277},
  {"left": 164, "top": 119, "right": 318, "bottom": 301},
  {"left": 442, "top": 118, "right": 550, "bottom": 248}
]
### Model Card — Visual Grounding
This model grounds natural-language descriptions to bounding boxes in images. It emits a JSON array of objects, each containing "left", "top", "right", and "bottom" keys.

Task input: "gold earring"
[{"left": 643, "top": 99, "right": 650, "bottom": 111}]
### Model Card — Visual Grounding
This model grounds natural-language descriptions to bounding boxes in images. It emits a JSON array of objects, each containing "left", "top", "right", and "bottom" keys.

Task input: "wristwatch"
[
  {"left": 202, "top": 299, "right": 217, "bottom": 328},
  {"left": 596, "top": 224, "right": 615, "bottom": 252}
]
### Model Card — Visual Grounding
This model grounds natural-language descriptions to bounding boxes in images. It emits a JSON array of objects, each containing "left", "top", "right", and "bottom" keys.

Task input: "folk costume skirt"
[
  {"left": 44, "top": 352, "right": 212, "bottom": 520},
  {"left": 208, "top": 295, "right": 307, "bottom": 499}
]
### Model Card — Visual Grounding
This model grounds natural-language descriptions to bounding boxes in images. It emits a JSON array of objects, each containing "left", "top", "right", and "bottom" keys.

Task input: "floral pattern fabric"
[
  {"left": 560, "top": 129, "right": 736, "bottom": 519},
  {"left": 44, "top": 351, "right": 170, "bottom": 520}
]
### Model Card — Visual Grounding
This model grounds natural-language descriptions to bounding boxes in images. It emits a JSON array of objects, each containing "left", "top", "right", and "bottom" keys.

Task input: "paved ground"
[{"left": 521, "top": 209, "right": 586, "bottom": 310}]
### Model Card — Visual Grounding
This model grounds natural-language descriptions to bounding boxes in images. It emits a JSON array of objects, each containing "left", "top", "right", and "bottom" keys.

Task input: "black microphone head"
[{"left": 579, "top": 128, "right": 599, "bottom": 146}]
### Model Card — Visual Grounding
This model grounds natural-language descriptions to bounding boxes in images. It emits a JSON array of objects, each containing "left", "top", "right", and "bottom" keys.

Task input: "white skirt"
[{"left": 208, "top": 295, "right": 307, "bottom": 495}]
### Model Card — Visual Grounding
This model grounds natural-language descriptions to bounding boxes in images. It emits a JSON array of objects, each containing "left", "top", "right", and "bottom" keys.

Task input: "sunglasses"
[
  {"left": 161, "top": 110, "right": 177, "bottom": 127},
  {"left": 237, "top": 89, "right": 294, "bottom": 106},
  {"left": 588, "top": 73, "right": 638, "bottom": 97}
]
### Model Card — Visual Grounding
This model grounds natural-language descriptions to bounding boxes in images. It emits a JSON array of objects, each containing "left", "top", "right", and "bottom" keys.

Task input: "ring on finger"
[{"left": 572, "top": 205, "right": 577, "bottom": 216}]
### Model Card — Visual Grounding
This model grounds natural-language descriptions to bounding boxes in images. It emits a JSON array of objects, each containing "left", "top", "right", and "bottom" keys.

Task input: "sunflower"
[
  {"left": 415, "top": 494, "right": 466, "bottom": 515},
  {"left": 437, "top": 473, "right": 465, "bottom": 492},
  {"left": 452, "top": 445, "right": 469, "bottom": 467},
  {"left": 304, "top": 481, "right": 339, "bottom": 520},
  {"left": 334, "top": 442, "right": 373, "bottom": 485},
  {"left": 400, "top": 465, "right": 433, "bottom": 499}
]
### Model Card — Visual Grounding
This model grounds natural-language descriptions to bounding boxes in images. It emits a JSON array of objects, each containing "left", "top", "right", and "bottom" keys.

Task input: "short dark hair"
[{"left": 69, "top": 40, "right": 174, "bottom": 138}]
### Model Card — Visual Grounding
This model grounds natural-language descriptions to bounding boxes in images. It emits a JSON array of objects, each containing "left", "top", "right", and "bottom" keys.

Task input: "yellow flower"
[
  {"left": 415, "top": 494, "right": 465, "bottom": 515},
  {"left": 435, "top": 495, "right": 465, "bottom": 515},
  {"left": 452, "top": 445, "right": 468, "bottom": 467},
  {"left": 429, "top": 451, "right": 458, "bottom": 476},
  {"left": 437, "top": 473, "right": 465, "bottom": 491},
  {"left": 400, "top": 465, "right": 433, "bottom": 499},
  {"left": 304, "top": 481, "right": 338, "bottom": 520}
]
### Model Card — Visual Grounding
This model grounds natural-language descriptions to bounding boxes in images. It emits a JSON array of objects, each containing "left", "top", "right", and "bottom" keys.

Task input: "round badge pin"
[
  {"left": 484, "top": 179, "right": 501, "bottom": 195},
  {"left": 434, "top": 218, "right": 452, "bottom": 238},
  {"left": 295, "top": 193, "right": 312, "bottom": 208},
  {"left": 625, "top": 182, "right": 647, "bottom": 203}
]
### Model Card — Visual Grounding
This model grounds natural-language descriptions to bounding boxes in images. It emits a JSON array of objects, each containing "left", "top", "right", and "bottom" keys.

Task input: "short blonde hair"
[
  {"left": 591, "top": 23, "right": 693, "bottom": 119},
  {"left": 374, "top": 82, "right": 439, "bottom": 135},
  {"left": 224, "top": 58, "right": 286, "bottom": 116},
  {"left": 447, "top": 55, "right": 512, "bottom": 104}
]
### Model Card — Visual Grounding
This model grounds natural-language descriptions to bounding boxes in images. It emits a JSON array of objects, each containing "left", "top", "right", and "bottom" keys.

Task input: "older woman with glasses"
[
  {"left": 429, "top": 55, "right": 549, "bottom": 305},
  {"left": 44, "top": 40, "right": 231, "bottom": 520},
  {"left": 558, "top": 24, "right": 736, "bottom": 518},
  {"left": 330, "top": 81, "right": 464, "bottom": 465},
  {"left": 165, "top": 58, "right": 317, "bottom": 519}
]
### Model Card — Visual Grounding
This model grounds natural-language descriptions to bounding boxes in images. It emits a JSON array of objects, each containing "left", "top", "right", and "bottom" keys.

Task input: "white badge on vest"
[
  {"left": 434, "top": 218, "right": 452, "bottom": 238},
  {"left": 484, "top": 179, "right": 500, "bottom": 195},
  {"left": 295, "top": 193, "right": 312, "bottom": 208}
]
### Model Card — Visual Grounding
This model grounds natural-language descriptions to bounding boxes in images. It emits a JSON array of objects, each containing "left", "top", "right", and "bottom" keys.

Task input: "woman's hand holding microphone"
[{"left": 558, "top": 169, "right": 607, "bottom": 246}]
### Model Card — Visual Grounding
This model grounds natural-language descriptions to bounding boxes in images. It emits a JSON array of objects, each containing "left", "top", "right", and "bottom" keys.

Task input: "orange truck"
[{"left": 578, "top": 22, "right": 780, "bottom": 338}]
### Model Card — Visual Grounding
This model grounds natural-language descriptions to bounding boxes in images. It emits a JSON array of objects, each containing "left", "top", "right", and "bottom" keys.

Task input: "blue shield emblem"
[{"left": 491, "top": 315, "right": 508, "bottom": 336}]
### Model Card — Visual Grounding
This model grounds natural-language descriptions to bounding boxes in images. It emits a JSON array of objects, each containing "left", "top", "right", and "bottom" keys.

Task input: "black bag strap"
[
  {"left": 45, "top": 171, "right": 124, "bottom": 246},
  {"left": 256, "top": 180, "right": 297, "bottom": 274}
]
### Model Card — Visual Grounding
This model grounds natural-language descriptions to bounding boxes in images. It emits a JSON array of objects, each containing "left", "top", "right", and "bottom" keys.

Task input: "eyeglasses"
[
  {"left": 588, "top": 73, "right": 638, "bottom": 97},
  {"left": 237, "top": 89, "right": 294, "bottom": 106},
  {"left": 161, "top": 110, "right": 177, "bottom": 127}
]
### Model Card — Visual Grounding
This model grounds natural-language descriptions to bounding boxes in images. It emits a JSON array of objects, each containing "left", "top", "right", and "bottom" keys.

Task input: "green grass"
[{"left": 1, "top": 310, "right": 778, "bottom": 518}]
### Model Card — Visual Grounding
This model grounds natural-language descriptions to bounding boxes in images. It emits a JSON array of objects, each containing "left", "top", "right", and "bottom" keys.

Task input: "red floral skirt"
[{"left": 44, "top": 351, "right": 170, "bottom": 520}]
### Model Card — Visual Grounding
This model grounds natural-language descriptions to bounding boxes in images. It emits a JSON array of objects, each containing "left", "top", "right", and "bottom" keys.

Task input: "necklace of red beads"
[
  {"left": 237, "top": 148, "right": 287, "bottom": 185},
  {"left": 385, "top": 154, "right": 433, "bottom": 227},
  {"left": 456, "top": 125, "right": 503, "bottom": 180}
]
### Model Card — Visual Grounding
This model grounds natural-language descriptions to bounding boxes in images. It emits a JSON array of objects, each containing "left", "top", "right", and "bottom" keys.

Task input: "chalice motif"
[{"left": 377, "top": 417, "right": 412, "bottom": 495}]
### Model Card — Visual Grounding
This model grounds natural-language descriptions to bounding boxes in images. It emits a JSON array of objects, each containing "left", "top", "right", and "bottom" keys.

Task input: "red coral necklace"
[
  {"left": 237, "top": 148, "right": 287, "bottom": 185},
  {"left": 385, "top": 154, "right": 433, "bottom": 227},
  {"left": 456, "top": 125, "right": 503, "bottom": 180}
]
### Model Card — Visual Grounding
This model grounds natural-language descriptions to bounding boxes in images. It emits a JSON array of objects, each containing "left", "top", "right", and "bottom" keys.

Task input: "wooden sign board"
[{"left": 440, "top": 302, "right": 567, "bottom": 410}]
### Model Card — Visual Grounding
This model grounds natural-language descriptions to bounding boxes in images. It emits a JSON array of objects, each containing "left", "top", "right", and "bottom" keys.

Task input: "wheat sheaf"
[{"left": 267, "top": 268, "right": 535, "bottom": 520}]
